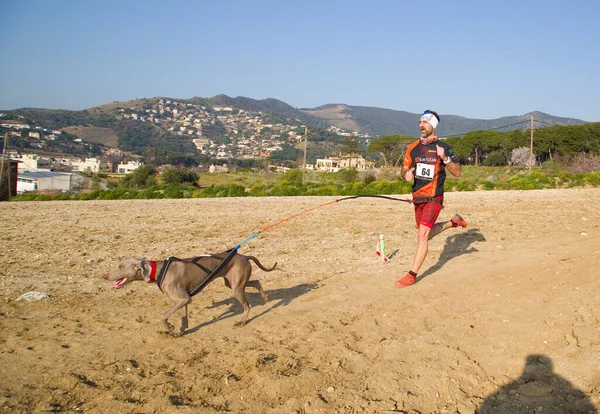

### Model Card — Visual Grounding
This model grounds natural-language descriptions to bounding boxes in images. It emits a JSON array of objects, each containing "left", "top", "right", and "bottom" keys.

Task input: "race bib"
[{"left": 415, "top": 162, "right": 434, "bottom": 180}]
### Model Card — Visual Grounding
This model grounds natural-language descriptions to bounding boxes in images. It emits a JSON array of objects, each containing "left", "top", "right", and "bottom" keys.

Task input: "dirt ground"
[{"left": 1, "top": 189, "right": 599, "bottom": 413}]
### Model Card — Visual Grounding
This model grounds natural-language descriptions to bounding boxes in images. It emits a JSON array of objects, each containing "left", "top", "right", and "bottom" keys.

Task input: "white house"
[
  {"left": 13, "top": 153, "right": 51, "bottom": 172},
  {"left": 16, "top": 171, "right": 84, "bottom": 193},
  {"left": 315, "top": 157, "right": 341, "bottom": 172},
  {"left": 71, "top": 158, "right": 111, "bottom": 173},
  {"left": 314, "top": 156, "right": 374, "bottom": 172},
  {"left": 209, "top": 164, "right": 229, "bottom": 173},
  {"left": 116, "top": 160, "right": 143, "bottom": 174}
]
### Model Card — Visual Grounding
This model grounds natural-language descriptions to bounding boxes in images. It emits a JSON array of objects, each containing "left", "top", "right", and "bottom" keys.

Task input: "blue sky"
[{"left": 1, "top": 0, "right": 598, "bottom": 121}]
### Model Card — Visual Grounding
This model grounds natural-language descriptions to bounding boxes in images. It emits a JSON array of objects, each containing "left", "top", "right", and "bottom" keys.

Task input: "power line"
[
  {"left": 443, "top": 119, "right": 531, "bottom": 139},
  {"left": 443, "top": 117, "right": 580, "bottom": 139}
]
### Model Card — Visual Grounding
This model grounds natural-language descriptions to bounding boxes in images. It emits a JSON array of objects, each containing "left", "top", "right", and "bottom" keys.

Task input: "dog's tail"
[{"left": 246, "top": 256, "right": 277, "bottom": 272}]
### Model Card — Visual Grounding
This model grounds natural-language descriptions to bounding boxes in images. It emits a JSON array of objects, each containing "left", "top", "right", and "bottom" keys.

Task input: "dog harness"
[{"left": 149, "top": 249, "right": 239, "bottom": 297}]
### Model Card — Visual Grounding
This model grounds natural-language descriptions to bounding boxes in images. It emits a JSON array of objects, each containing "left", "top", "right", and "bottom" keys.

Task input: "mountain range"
[
  {"left": 175, "top": 95, "right": 588, "bottom": 137},
  {"left": 3, "top": 95, "right": 589, "bottom": 139}
]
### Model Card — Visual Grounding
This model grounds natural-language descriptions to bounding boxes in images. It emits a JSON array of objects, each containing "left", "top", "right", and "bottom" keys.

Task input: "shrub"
[
  {"left": 277, "top": 169, "right": 303, "bottom": 186},
  {"left": 483, "top": 152, "right": 506, "bottom": 166},
  {"left": 270, "top": 184, "right": 303, "bottom": 196},
  {"left": 225, "top": 183, "right": 248, "bottom": 197},
  {"left": 338, "top": 168, "right": 359, "bottom": 183},
  {"left": 313, "top": 185, "right": 339, "bottom": 196},
  {"left": 452, "top": 180, "right": 475, "bottom": 191},
  {"left": 249, "top": 183, "right": 267, "bottom": 196},
  {"left": 567, "top": 173, "right": 586, "bottom": 188},
  {"left": 341, "top": 181, "right": 367, "bottom": 195},
  {"left": 501, "top": 176, "right": 539, "bottom": 190},
  {"left": 162, "top": 168, "right": 199, "bottom": 184},
  {"left": 362, "top": 173, "right": 376, "bottom": 185},
  {"left": 583, "top": 172, "right": 600, "bottom": 186}
]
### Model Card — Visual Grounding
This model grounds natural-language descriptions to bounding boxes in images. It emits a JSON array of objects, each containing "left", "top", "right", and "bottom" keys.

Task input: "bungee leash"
[
  {"left": 177, "top": 194, "right": 413, "bottom": 296},
  {"left": 234, "top": 194, "right": 412, "bottom": 250}
]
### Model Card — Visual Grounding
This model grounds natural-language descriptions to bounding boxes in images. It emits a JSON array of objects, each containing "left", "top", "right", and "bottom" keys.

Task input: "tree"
[
  {"left": 367, "top": 134, "right": 413, "bottom": 167},
  {"left": 341, "top": 136, "right": 362, "bottom": 157},
  {"left": 162, "top": 168, "right": 199, "bottom": 184},
  {"left": 510, "top": 147, "right": 531, "bottom": 166},
  {"left": 269, "top": 144, "right": 300, "bottom": 162},
  {"left": 119, "top": 165, "right": 157, "bottom": 189}
]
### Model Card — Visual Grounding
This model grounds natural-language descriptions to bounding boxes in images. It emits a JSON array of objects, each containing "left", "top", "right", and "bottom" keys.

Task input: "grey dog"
[{"left": 103, "top": 252, "right": 277, "bottom": 336}]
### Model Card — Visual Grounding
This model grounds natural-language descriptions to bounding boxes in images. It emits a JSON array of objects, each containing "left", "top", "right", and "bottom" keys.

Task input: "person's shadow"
[
  {"left": 478, "top": 354, "right": 597, "bottom": 413},
  {"left": 184, "top": 282, "right": 318, "bottom": 334},
  {"left": 418, "top": 228, "right": 486, "bottom": 282}
]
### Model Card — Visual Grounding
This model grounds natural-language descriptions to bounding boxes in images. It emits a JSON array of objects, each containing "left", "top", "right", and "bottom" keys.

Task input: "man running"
[{"left": 396, "top": 110, "right": 468, "bottom": 288}]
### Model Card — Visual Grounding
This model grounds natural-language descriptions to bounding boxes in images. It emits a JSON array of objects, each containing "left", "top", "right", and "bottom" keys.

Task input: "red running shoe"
[
  {"left": 451, "top": 214, "right": 468, "bottom": 228},
  {"left": 395, "top": 273, "right": 416, "bottom": 288}
]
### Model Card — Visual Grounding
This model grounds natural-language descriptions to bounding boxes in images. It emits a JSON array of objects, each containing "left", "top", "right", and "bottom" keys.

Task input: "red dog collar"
[{"left": 147, "top": 261, "right": 157, "bottom": 283}]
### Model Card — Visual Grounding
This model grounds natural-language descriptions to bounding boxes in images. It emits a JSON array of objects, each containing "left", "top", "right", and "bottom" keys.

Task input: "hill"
[
  {"left": 4, "top": 97, "right": 589, "bottom": 140},
  {"left": 1, "top": 96, "right": 591, "bottom": 164},
  {"left": 302, "top": 105, "right": 588, "bottom": 137}
]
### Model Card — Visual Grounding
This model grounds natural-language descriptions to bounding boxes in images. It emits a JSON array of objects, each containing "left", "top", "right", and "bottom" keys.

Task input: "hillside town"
[
  {"left": 118, "top": 98, "right": 372, "bottom": 159},
  {"left": 1, "top": 100, "right": 376, "bottom": 195}
]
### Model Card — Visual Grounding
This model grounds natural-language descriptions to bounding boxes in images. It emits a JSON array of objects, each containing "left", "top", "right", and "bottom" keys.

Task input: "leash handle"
[{"left": 235, "top": 232, "right": 259, "bottom": 250}]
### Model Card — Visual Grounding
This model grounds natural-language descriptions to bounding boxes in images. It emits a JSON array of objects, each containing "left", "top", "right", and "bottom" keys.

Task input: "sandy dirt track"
[{"left": 1, "top": 188, "right": 599, "bottom": 413}]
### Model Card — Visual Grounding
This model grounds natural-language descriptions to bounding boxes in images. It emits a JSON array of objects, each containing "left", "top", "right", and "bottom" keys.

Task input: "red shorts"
[{"left": 413, "top": 197, "right": 444, "bottom": 228}]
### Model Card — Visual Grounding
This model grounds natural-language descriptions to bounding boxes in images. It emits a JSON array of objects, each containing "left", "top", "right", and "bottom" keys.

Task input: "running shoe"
[
  {"left": 451, "top": 214, "right": 468, "bottom": 228},
  {"left": 395, "top": 273, "right": 416, "bottom": 288}
]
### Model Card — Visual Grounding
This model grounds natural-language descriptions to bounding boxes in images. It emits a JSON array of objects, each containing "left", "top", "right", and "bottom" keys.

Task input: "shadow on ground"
[
  {"left": 418, "top": 228, "right": 486, "bottom": 281},
  {"left": 479, "top": 354, "right": 598, "bottom": 413},
  {"left": 185, "top": 283, "right": 319, "bottom": 334}
]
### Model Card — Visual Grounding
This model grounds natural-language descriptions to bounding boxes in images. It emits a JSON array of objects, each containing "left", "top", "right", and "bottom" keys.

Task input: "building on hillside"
[
  {"left": 71, "top": 158, "right": 111, "bottom": 173},
  {"left": 13, "top": 153, "right": 51, "bottom": 171},
  {"left": 338, "top": 155, "right": 375, "bottom": 171},
  {"left": 116, "top": 160, "right": 143, "bottom": 174},
  {"left": 16, "top": 171, "right": 84, "bottom": 193},
  {"left": 209, "top": 164, "right": 229, "bottom": 173},
  {"left": 314, "top": 155, "right": 374, "bottom": 172}
]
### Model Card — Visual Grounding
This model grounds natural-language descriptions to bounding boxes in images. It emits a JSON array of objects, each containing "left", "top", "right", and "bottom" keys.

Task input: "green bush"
[
  {"left": 483, "top": 152, "right": 506, "bottom": 166},
  {"left": 585, "top": 172, "right": 600, "bottom": 186},
  {"left": 453, "top": 180, "right": 475, "bottom": 191},
  {"left": 225, "top": 183, "right": 248, "bottom": 197},
  {"left": 162, "top": 184, "right": 185, "bottom": 198},
  {"left": 475, "top": 178, "right": 496, "bottom": 190},
  {"left": 341, "top": 181, "right": 368, "bottom": 195},
  {"left": 249, "top": 183, "right": 267, "bottom": 196},
  {"left": 568, "top": 173, "right": 586, "bottom": 188},
  {"left": 162, "top": 168, "right": 199, "bottom": 184},
  {"left": 277, "top": 169, "right": 303, "bottom": 186},
  {"left": 362, "top": 173, "right": 376, "bottom": 185},
  {"left": 501, "top": 176, "right": 539, "bottom": 190},
  {"left": 368, "top": 180, "right": 410, "bottom": 195},
  {"left": 338, "top": 168, "right": 359, "bottom": 183},
  {"left": 313, "top": 185, "right": 339, "bottom": 196},
  {"left": 270, "top": 184, "right": 304, "bottom": 196}
]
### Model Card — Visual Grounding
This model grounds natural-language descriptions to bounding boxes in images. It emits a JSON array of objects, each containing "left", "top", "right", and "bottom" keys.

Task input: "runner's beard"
[{"left": 420, "top": 130, "right": 437, "bottom": 145}]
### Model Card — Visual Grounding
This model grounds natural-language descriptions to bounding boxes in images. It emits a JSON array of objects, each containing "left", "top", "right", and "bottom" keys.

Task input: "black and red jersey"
[{"left": 402, "top": 139, "right": 457, "bottom": 201}]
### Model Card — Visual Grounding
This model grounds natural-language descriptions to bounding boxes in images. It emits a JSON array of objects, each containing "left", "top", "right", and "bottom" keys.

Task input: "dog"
[{"left": 103, "top": 251, "right": 277, "bottom": 336}]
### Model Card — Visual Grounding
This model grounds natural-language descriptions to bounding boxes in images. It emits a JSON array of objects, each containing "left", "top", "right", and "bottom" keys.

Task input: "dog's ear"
[{"left": 137, "top": 259, "right": 152, "bottom": 281}]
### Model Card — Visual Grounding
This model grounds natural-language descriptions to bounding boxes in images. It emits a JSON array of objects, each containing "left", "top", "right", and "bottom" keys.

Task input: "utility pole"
[
  {"left": 529, "top": 115, "right": 534, "bottom": 174},
  {"left": 0, "top": 133, "right": 9, "bottom": 199},
  {"left": 302, "top": 127, "right": 308, "bottom": 185}
]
